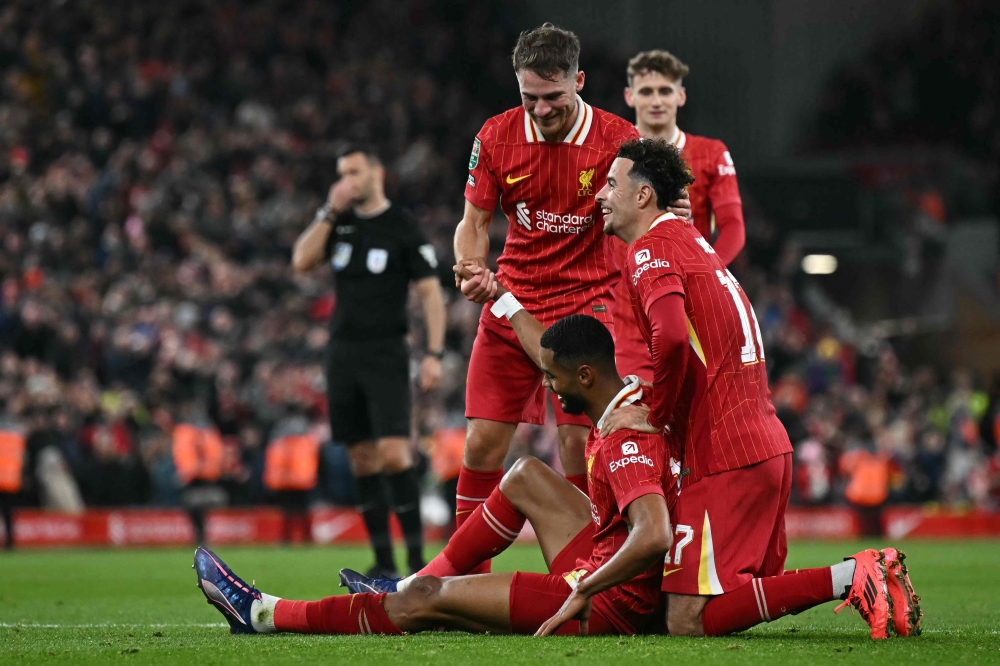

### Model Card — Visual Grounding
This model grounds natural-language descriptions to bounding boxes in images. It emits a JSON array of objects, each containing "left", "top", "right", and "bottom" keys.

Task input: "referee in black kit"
[{"left": 293, "top": 144, "right": 445, "bottom": 577}]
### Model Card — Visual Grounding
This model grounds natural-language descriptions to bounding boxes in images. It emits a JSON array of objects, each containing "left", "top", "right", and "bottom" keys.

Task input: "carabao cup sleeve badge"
[{"left": 468, "top": 138, "right": 481, "bottom": 169}]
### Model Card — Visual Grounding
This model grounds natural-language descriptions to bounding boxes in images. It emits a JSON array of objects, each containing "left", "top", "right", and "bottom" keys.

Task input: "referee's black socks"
[
  {"left": 386, "top": 468, "right": 426, "bottom": 574},
  {"left": 356, "top": 474, "right": 396, "bottom": 574}
]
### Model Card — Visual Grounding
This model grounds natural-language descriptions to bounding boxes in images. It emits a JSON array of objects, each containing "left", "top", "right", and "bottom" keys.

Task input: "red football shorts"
[
  {"left": 661, "top": 453, "right": 792, "bottom": 596},
  {"left": 613, "top": 333, "right": 653, "bottom": 383},
  {"left": 466, "top": 314, "right": 591, "bottom": 427},
  {"left": 508, "top": 521, "right": 655, "bottom": 635}
]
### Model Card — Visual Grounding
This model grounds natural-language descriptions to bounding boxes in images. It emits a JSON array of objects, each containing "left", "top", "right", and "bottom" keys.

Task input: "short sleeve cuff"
[
  {"left": 643, "top": 285, "right": 685, "bottom": 315},
  {"left": 617, "top": 485, "right": 665, "bottom": 513},
  {"left": 464, "top": 189, "right": 497, "bottom": 212}
]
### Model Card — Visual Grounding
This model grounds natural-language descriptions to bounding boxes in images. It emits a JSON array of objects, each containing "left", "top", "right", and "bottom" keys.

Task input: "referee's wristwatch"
[
  {"left": 426, "top": 349, "right": 445, "bottom": 360},
  {"left": 314, "top": 203, "right": 335, "bottom": 224}
]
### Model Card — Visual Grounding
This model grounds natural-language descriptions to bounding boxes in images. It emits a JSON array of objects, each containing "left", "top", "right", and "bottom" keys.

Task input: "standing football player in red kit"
[
  {"left": 596, "top": 137, "right": 921, "bottom": 640},
  {"left": 439, "top": 22, "right": 689, "bottom": 576},
  {"left": 609, "top": 49, "right": 747, "bottom": 381}
]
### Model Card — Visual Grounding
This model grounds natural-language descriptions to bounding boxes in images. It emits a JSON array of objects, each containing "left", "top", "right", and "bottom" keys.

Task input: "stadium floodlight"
[{"left": 801, "top": 254, "right": 838, "bottom": 275}]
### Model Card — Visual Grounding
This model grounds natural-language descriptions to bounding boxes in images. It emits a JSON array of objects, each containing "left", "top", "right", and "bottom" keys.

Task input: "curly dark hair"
[
  {"left": 616, "top": 138, "right": 695, "bottom": 211},
  {"left": 512, "top": 23, "right": 580, "bottom": 80},
  {"left": 540, "top": 315, "right": 617, "bottom": 371}
]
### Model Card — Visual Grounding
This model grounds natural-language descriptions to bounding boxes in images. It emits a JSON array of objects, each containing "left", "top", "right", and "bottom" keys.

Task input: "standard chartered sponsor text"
[{"left": 534, "top": 209, "right": 594, "bottom": 234}]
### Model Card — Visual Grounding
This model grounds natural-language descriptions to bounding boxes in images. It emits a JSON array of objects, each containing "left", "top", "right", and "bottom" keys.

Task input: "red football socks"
[
  {"left": 424, "top": 466, "right": 503, "bottom": 576},
  {"left": 701, "top": 568, "right": 834, "bottom": 636},
  {"left": 420, "top": 486, "right": 525, "bottom": 577},
  {"left": 273, "top": 593, "right": 403, "bottom": 635},
  {"left": 454, "top": 466, "right": 504, "bottom": 529},
  {"left": 565, "top": 474, "right": 588, "bottom": 495}
]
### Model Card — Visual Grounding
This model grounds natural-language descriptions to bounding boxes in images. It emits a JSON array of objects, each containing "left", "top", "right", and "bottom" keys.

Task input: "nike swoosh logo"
[
  {"left": 506, "top": 174, "right": 531, "bottom": 184},
  {"left": 662, "top": 567, "right": 682, "bottom": 577}
]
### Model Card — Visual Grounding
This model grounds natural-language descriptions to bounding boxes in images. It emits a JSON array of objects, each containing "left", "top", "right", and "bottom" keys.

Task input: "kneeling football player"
[
  {"left": 595, "top": 137, "right": 921, "bottom": 640},
  {"left": 195, "top": 314, "right": 674, "bottom": 636}
]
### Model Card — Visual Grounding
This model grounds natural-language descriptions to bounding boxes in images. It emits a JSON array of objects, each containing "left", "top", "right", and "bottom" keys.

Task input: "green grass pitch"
[{"left": 2, "top": 540, "right": 999, "bottom": 664}]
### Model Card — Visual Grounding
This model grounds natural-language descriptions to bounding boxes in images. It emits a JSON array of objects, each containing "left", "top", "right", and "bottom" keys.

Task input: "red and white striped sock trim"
[
  {"left": 482, "top": 505, "right": 519, "bottom": 541},
  {"left": 752, "top": 579, "right": 772, "bottom": 622}
]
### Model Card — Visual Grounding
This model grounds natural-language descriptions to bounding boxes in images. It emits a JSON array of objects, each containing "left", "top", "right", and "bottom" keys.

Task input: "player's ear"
[
  {"left": 575, "top": 70, "right": 585, "bottom": 93},
  {"left": 677, "top": 84, "right": 687, "bottom": 108},
  {"left": 577, "top": 364, "right": 595, "bottom": 388},
  {"left": 624, "top": 86, "right": 634, "bottom": 108},
  {"left": 636, "top": 183, "right": 653, "bottom": 209}
]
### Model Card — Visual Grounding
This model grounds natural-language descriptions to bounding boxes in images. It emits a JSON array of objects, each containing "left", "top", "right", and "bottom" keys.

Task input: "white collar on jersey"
[
  {"left": 524, "top": 95, "right": 594, "bottom": 145},
  {"left": 633, "top": 125, "right": 686, "bottom": 149},
  {"left": 649, "top": 212, "right": 679, "bottom": 230},
  {"left": 595, "top": 375, "right": 644, "bottom": 431}
]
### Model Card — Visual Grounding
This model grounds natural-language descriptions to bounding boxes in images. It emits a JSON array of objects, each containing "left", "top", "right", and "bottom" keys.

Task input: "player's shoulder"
[
  {"left": 683, "top": 132, "right": 729, "bottom": 157},
  {"left": 591, "top": 106, "right": 640, "bottom": 144},
  {"left": 477, "top": 107, "right": 523, "bottom": 143},
  {"left": 627, "top": 219, "right": 684, "bottom": 265},
  {"left": 601, "top": 428, "right": 665, "bottom": 456}
]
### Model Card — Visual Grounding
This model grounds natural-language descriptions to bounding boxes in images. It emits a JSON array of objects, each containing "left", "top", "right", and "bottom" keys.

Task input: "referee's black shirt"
[{"left": 323, "top": 204, "right": 438, "bottom": 341}]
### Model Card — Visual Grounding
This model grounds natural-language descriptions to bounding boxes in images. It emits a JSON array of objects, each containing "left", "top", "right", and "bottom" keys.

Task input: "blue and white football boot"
[
  {"left": 339, "top": 567, "right": 403, "bottom": 594},
  {"left": 193, "top": 546, "right": 260, "bottom": 634}
]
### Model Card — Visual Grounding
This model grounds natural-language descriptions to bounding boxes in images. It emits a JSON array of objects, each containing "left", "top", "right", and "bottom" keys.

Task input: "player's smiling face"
[
  {"left": 516, "top": 68, "right": 585, "bottom": 141},
  {"left": 597, "top": 158, "right": 640, "bottom": 241},
  {"left": 625, "top": 70, "right": 686, "bottom": 132}
]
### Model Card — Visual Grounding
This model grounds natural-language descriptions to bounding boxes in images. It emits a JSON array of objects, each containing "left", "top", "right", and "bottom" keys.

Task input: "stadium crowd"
[{"left": 0, "top": 0, "right": 998, "bottom": 524}]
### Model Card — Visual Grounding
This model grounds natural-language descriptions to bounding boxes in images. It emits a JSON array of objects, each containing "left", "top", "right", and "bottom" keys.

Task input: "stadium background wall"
[{"left": 1, "top": 506, "right": 996, "bottom": 548}]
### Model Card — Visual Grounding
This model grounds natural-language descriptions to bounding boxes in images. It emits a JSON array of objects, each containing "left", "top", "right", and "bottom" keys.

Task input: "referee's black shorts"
[{"left": 326, "top": 336, "right": 411, "bottom": 445}]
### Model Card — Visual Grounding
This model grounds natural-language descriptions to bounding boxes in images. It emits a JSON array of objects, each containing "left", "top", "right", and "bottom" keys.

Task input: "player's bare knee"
[
  {"left": 499, "top": 456, "right": 544, "bottom": 496},
  {"left": 667, "top": 613, "right": 703, "bottom": 637},
  {"left": 667, "top": 598, "right": 707, "bottom": 637},
  {"left": 463, "top": 421, "right": 510, "bottom": 470}
]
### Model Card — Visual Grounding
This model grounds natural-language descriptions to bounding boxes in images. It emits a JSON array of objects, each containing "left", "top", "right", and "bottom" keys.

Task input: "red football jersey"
[
  {"left": 625, "top": 213, "right": 791, "bottom": 484},
  {"left": 465, "top": 97, "right": 639, "bottom": 326},
  {"left": 608, "top": 128, "right": 742, "bottom": 380},
  {"left": 671, "top": 129, "right": 742, "bottom": 241},
  {"left": 572, "top": 377, "right": 673, "bottom": 625}
]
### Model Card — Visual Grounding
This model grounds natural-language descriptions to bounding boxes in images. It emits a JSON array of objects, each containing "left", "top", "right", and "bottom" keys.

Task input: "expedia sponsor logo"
[
  {"left": 514, "top": 202, "right": 594, "bottom": 234},
  {"left": 609, "top": 453, "right": 655, "bottom": 473},
  {"left": 622, "top": 442, "right": 639, "bottom": 455},
  {"left": 631, "top": 254, "right": 671, "bottom": 284}
]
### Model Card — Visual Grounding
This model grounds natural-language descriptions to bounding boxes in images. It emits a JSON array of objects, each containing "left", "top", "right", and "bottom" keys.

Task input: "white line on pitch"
[{"left": 0, "top": 623, "right": 227, "bottom": 628}]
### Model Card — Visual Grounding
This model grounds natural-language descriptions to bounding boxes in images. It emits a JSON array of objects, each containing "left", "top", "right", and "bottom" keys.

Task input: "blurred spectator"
[{"left": 263, "top": 414, "right": 320, "bottom": 543}]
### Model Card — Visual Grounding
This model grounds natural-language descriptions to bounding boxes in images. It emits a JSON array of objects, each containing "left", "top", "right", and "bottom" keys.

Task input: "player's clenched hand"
[
  {"left": 453, "top": 257, "right": 488, "bottom": 287},
  {"left": 667, "top": 188, "right": 692, "bottom": 223},
  {"left": 457, "top": 264, "right": 499, "bottom": 304},
  {"left": 599, "top": 404, "right": 658, "bottom": 438},
  {"left": 534, "top": 588, "right": 593, "bottom": 637}
]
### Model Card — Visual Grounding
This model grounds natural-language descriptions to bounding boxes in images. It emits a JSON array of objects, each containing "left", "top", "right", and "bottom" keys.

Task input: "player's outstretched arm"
[
  {"left": 460, "top": 271, "right": 546, "bottom": 369},
  {"left": 535, "top": 493, "right": 673, "bottom": 636},
  {"left": 600, "top": 292, "right": 688, "bottom": 437}
]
